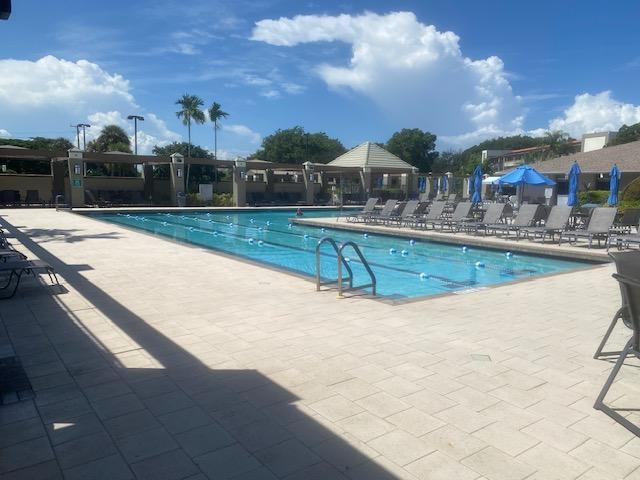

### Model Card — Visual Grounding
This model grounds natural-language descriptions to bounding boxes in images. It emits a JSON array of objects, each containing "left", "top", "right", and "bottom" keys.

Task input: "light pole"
[
  {"left": 71, "top": 124, "right": 90, "bottom": 150},
  {"left": 78, "top": 124, "right": 90, "bottom": 151},
  {"left": 127, "top": 115, "right": 144, "bottom": 155}
]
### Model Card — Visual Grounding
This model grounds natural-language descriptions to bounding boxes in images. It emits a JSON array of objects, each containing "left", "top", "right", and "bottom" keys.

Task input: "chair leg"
[
  {"left": 593, "top": 339, "right": 640, "bottom": 437},
  {"left": 594, "top": 307, "right": 627, "bottom": 359}
]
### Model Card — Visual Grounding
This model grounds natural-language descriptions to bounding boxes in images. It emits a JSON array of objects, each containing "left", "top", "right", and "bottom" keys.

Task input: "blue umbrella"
[
  {"left": 440, "top": 175, "right": 448, "bottom": 193},
  {"left": 471, "top": 165, "right": 483, "bottom": 204},
  {"left": 608, "top": 164, "right": 620, "bottom": 206},
  {"left": 497, "top": 165, "right": 556, "bottom": 186},
  {"left": 567, "top": 162, "right": 581, "bottom": 206}
]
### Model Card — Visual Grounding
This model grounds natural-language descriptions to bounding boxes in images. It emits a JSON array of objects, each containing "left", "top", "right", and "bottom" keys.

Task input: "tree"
[
  {"left": 0, "top": 137, "right": 73, "bottom": 151},
  {"left": 153, "top": 142, "right": 213, "bottom": 191},
  {"left": 385, "top": 128, "right": 438, "bottom": 172},
  {"left": 86, "top": 125, "right": 132, "bottom": 153},
  {"left": 609, "top": 122, "right": 640, "bottom": 146},
  {"left": 252, "top": 126, "right": 346, "bottom": 164},
  {"left": 208, "top": 102, "right": 229, "bottom": 160},
  {"left": 175, "top": 94, "right": 205, "bottom": 158},
  {"left": 152, "top": 142, "right": 210, "bottom": 158},
  {"left": 543, "top": 130, "right": 576, "bottom": 156}
]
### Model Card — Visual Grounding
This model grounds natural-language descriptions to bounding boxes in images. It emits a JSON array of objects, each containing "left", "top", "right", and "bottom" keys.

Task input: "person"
[{"left": 296, "top": 208, "right": 304, "bottom": 216}]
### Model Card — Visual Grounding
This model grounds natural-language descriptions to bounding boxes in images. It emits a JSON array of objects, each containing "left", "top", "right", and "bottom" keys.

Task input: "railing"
[{"left": 315, "top": 236, "right": 376, "bottom": 297}]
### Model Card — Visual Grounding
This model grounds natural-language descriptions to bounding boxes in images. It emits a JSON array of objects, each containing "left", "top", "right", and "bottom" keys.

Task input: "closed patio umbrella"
[
  {"left": 608, "top": 164, "right": 620, "bottom": 206},
  {"left": 471, "top": 165, "right": 483, "bottom": 204},
  {"left": 567, "top": 162, "right": 581, "bottom": 206},
  {"left": 440, "top": 175, "right": 448, "bottom": 193}
]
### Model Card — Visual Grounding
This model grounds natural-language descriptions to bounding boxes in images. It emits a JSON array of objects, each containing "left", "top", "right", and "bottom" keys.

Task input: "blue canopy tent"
[
  {"left": 608, "top": 164, "right": 620, "bottom": 206},
  {"left": 471, "top": 165, "right": 483, "bottom": 204},
  {"left": 567, "top": 162, "right": 581, "bottom": 207},
  {"left": 496, "top": 165, "right": 555, "bottom": 206}
]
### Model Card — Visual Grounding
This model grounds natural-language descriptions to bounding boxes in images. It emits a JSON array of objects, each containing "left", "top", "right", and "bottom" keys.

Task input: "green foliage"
[
  {"left": 253, "top": 126, "right": 346, "bottom": 164},
  {"left": 85, "top": 162, "right": 140, "bottom": 177},
  {"left": 578, "top": 190, "right": 609, "bottom": 205},
  {"left": 208, "top": 102, "right": 229, "bottom": 127},
  {"left": 618, "top": 200, "right": 640, "bottom": 213},
  {"left": 622, "top": 176, "right": 640, "bottom": 201},
  {"left": 152, "top": 142, "right": 210, "bottom": 159},
  {"left": 0, "top": 137, "right": 74, "bottom": 151},
  {"left": 186, "top": 192, "right": 233, "bottom": 207},
  {"left": 86, "top": 125, "right": 132, "bottom": 153},
  {"left": 609, "top": 122, "right": 640, "bottom": 146},
  {"left": 175, "top": 94, "right": 206, "bottom": 126},
  {"left": 385, "top": 128, "right": 438, "bottom": 172}
]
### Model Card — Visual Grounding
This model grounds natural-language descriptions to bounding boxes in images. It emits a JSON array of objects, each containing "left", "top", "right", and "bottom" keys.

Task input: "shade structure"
[
  {"left": 497, "top": 165, "right": 556, "bottom": 186},
  {"left": 471, "top": 165, "right": 483, "bottom": 204},
  {"left": 608, "top": 164, "right": 620, "bottom": 206},
  {"left": 567, "top": 162, "right": 581, "bottom": 206}
]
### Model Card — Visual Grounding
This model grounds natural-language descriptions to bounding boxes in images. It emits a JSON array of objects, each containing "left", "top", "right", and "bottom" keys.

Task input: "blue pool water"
[{"left": 93, "top": 209, "right": 591, "bottom": 300}]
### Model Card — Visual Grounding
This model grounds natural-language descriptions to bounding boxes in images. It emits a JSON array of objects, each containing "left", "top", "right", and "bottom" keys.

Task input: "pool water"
[{"left": 94, "top": 209, "right": 591, "bottom": 300}]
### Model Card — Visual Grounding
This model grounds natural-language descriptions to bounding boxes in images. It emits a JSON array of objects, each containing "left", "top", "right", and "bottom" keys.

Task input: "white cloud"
[
  {"left": 0, "top": 55, "right": 180, "bottom": 153},
  {"left": 0, "top": 55, "right": 134, "bottom": 110},
  {"left": 260, "top": 89, "right": 281, "bottom": 99},
  {"left": 0, "top": 129, "right": 10, "bottom": 138},
  {"left": 223, "top": 124, "right": 261, "bottom": 144},
  {"left": 252, "top": 11, "right": 523, "bottom": 144},
  {"left": 548, "top": 91, "right": 640, "bottom": 138}
]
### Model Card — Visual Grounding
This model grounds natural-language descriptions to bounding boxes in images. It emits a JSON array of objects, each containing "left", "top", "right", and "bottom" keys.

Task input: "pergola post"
[
  {"left": 303, "top": 161, "right": 315, "bottom": 205},
  {"left": 169, "top": 153, "right": 185, "bottom": 206},
  {"left": 67, "top": 148, "right": 84, "bottom": 208},
  {"left": 143, "top": 163, "right": 154, "bottom": 203},
  {"left": 232, "top": 157, "right": 247, "bottom": 207},
  {"left": 360, "top": 167, "right": 372, "bottom": 201}
]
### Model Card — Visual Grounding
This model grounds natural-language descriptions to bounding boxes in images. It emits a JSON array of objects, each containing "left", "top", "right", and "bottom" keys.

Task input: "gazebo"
[{"left": 327, "top": 142, "right": 417, "bottom": 200}]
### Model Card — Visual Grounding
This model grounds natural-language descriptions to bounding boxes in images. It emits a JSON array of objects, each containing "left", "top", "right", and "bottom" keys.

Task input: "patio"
[{"left": 1, "top": 209, "right": 639, "bottom": 480}]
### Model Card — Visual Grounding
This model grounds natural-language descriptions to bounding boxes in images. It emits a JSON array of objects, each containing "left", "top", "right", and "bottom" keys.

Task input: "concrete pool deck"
[{"left": 1, "top": 209, "right": 640, "bottom": 480}]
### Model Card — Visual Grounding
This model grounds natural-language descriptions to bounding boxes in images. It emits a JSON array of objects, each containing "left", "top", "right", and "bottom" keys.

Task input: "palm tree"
[
  {"left": 175, "top": 94, "right": 205, "bottom": 158},
  {"left": 208, "top": 102, "right": 229, "bottom": 160}
]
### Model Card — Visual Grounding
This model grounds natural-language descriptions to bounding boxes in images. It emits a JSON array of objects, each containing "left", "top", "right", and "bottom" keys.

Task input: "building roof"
[
  {"left": 532, "top": 140, "right": 640, "bottom": 174},
  {"left": 328, "top": 142, "right": 414, "bottom": 171}
]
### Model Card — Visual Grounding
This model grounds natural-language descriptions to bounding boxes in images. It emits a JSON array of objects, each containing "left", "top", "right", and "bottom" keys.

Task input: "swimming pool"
[{"left": 92, "top": 209, "right": 591, "bottom": 300}]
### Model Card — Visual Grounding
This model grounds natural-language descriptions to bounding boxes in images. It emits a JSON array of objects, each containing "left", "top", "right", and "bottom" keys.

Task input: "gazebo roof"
[{"left": 328, "top": 142, "right": 414, "bottom": 171}]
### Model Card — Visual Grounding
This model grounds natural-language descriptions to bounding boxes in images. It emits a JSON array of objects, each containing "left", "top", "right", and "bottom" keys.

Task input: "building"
[{"left": 581, "top": 131, "right": 618, "bottom": 152}]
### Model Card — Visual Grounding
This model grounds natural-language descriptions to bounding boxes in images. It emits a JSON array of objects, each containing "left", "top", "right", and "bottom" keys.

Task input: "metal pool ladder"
[{"left": 315, "top": 237, "right": 377, "bottom": 296}]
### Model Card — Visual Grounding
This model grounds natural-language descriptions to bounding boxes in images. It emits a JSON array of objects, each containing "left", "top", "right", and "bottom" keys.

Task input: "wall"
[
  {"left": 84, "top": 176, "right": 145, "bottom": 192},
  {"left": 0, "top": 174, "right": 53, "bottom": 203}
]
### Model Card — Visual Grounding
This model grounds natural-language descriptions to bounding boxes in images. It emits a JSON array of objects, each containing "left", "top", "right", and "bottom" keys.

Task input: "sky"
[{"left": 1, "top": 0, "right": 640, "bottom": 157}]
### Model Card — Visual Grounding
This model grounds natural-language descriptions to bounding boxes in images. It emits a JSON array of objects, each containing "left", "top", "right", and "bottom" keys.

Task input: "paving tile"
[
  {"left": 45, "top": 412, "right": 104, "bottom": 446},
  {"left": 312, "top": 435, "right": 379, "bottom": 473},
  {"left": 175, "top": 423, "right": 235, "bottom": 458},
  {"left": 232, "top": 467, "right": 279, "bottom": 480},
  {"left": 91, "top": 393, "right": 146, "bottom": 420},
  {"left": 53, "top": 430, "right": 117, "bottom": 469},
  {"left": 336, "top": 411, "right": 394, "bottom": 442},
  {"left": 157, "top": 406, "right": 212, "bottom": 435},
  {"left": 569, "top": 439, "right": 640, "bottom": 478},
  {"left": 386, "top": 408, "right": 445, "bottom": 437},
  {"left": 130, "top": 448, "right": 200, "bottom": 480},
  {"left": 367, "top": 430, "right": 434, "bottom": 466},
  {"left": 0, "top": 417, "right": 45, "bottom": 449},
  {"left": 373, "top": 377, "right": 424, "bottom": 397},
  {"left": 406, "top": 451, "right": 480, "bottom": 480},
  {"left": 422, "top": 425, "right": 488, "bottom": 461},
  {"left": 330, "top": 378, "right": 381, "bottom": 401},
  {"left": 517, "top": 443, "right": 589, "bottom": 479},
  {"left": 309, "top": 395, "right": 364, "bottom": 422},
  {"left": 402, "top": 388, "right": 457, "bottom": 414},
  {"left": 115, "top": 427, "right": 179, "bottom": 463},
  {"left": 473, "top": 421, "right": 539, "bottom": 456},
  {"left": 144, "top": 389, "right": 195, "bottom": 416},
  {"left": 255, "top": 438, "right": 320, "bottom": 477},
  {"left": 462, "top": 446, "right": 536, "bottom": 480},
  {"left": 355, "top": 392, "right": 411, "bottom": 418},
  {"left": 521, "top": 419, "right": 588, "bottom": 452},
  {"left": 0, "top": 459, "right": 62, "bottom": 480},
  {"left": 63, "top": 453, "right": 133, "bottom": 480},
  {"left": 194, "top": 444, "right": 261, "bottom": 480},
  {"left": 103, "top": 409, "right": 161, "bottom": 439},
  {"left": 0, "top": 436, "right": 55, "bottom": 474},
  {"left": 569, "top": 414, "right": 636, "bottom": 449},
  {"left": 37, "top": 397, "right": 92, "bottom": 424}
]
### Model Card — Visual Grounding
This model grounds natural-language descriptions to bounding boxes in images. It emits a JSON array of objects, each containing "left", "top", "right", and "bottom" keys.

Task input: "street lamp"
[
  {"left": 71, "top": 124, "right": 90, "bottom": 150},
  {"left": 0, "top": 0, "right": 11, "bottom": 20},
  {"left": 127, "top": 115, "right": 144, "bottom": 155}
]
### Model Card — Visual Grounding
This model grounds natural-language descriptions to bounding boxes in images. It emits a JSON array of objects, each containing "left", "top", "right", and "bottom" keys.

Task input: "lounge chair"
[
  {"left": 460, "top": 203, "right": 506, "bottom": 235},
  {"left": 607, "top": 209, "right": 640, "bottom": 250},
  {"left": 380, "top": 200, "right": 419, "bottom": 226},
  {"left": 594, "top": 262, "right": 640, "bottom": 436},
  {"left": 431, "top": 202, "right": 473, "bottom": 231},
  {"left": 559, "top": 207, "right": 617, "bottom": 248},
  {"left": 0, "top": 259, "right": 60, "bottom": 298},
  {"left": 519, "top": 205, "right": 573, "bottom": 243},
  {"left": 365, "top": 200, "right": 398, "bottom": 224},
  {"left": 345, "top": 198, "right": 379, "bottom": 223},
  {"left": 484, "top": 204, "right": 540, "bottom": 238},
  {"left": 594, "top": 251, "right": 640, "bottom": 359},
  {"left": 401, "top": 202, "right": 429, "bottom": 227},
  {"left": 416, "top": 201, "right": 447, "bottom": 229},
  {"left": 446, "top": 194, "right": 458, "bottom": 205}
]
